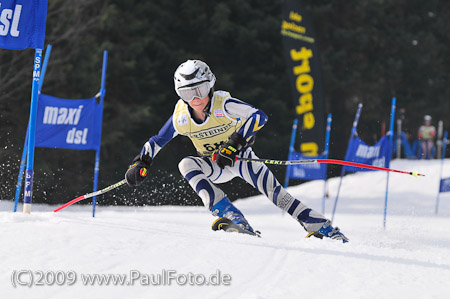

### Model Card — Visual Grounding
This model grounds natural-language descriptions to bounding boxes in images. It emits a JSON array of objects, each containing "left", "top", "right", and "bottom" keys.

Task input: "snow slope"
[{"left": 1, "top": 159, "right": 450, "bottom": 299}]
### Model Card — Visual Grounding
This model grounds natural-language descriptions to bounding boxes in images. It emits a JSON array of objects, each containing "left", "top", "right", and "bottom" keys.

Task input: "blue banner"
[
  {"left": 35, "top": 94, "right": 103, "bottom": 150},
  {"left": 0, "top": 0, "right": 48, "bottom": 50},
  {"left": 344, "top": 135, "right": 391, "bottom": 172},
  {"left": 440, "top": 178, "right": 450, "bottom": 193},
  {"left": 286, "top": 152, "right": 327, "bottom": 180}
]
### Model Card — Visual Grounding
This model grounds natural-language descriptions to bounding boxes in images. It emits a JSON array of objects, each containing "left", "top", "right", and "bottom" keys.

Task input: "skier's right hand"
[{"left": 125, "top": 153, "right": 152, "bottom": 187}]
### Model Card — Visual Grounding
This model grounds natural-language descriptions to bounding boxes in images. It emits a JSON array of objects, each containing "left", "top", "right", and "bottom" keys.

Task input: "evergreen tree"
[{"left": 1, "top": 0, "right": 449, "bottom": 205}]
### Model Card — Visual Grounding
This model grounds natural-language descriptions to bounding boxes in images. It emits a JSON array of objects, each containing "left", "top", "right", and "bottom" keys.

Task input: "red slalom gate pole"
[{"left": 236, "top": 157, "right": 425, "bottom": 177}]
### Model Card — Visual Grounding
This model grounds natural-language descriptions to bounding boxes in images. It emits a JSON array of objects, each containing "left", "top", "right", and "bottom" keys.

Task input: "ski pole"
[
  {"left": 53, "top": 179, "right": 127, "bottom": 212},
  {"left": 236, "top": 157, "right": 425, "bottom": 177}
]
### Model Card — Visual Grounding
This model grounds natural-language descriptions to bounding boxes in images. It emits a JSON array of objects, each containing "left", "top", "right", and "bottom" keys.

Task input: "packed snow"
[{"left": 1, "top": 159, "right": 450, "bottom": 299}]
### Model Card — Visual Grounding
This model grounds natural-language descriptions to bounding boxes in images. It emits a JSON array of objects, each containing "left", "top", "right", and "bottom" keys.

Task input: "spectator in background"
[{"left": 418, "top": 115, "right": 436, "bottom": 159}]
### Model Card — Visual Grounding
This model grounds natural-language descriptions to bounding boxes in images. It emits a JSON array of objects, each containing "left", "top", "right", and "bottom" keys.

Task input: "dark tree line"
[{"left": 1, "top": 0, "right": 449, "bottom": 206}]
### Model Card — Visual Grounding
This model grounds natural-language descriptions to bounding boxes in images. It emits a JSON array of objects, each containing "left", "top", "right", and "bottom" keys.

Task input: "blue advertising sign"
[
  {"left": 344, "top": 135, "right": 391, "bottom": 172},
  {"left": 0, "top": 0, "right": 48, "bottom": 50},
  {"left": 287, "top": 152, "right": 327, "bottom": 180},
  {"left": 440, "top": 178, "right": 450, "bottom": 193},
  {"left": 35, "top": 94, "right": 103, "bottom": 150}
]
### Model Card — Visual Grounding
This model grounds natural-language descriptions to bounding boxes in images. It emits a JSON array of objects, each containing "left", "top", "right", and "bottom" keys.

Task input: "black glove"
[
  {"left": 213, "top": 132, "right": 248, "bottom": 169},
  {"left": 125, "top": 153, "right": 152, "bottom": 187}
]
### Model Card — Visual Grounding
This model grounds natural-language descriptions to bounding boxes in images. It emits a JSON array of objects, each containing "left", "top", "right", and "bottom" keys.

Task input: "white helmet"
[
  {"left": 173, "top": 60, "right": 216, "bottom": 103},
  {"left": 424, "top": 115, "right": 432, "bottom": 121}
]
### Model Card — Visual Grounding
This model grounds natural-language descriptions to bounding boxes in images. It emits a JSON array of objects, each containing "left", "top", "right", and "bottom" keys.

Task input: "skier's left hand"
[
  {"left": 213, "top": 132, "right": 247, "bottom": 169},
  {"left": 214, "top": 143, "right": 239, "bottom": 169}
]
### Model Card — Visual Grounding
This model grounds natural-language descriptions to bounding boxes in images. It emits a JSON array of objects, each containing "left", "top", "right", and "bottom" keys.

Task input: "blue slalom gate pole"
[
  {"left": 23, "top": 49, "right": 43, "bottom": 213},
  {"left": 13, "top": 129, "right": 29, "bottom": 212},
  {"left": 331, "top": 103, "right": 363, "bottom": 222},
  {"left": 92, "top": 50, "right": 108, "bottom": 218},
  {"left": 435, "top": 131, "right": 448, "bottom": 215},
  {"left": 321, "top": 113, "right": 332, "bottom": 214},
  {"left": 38, "top": 45, "right": 52, "bottom": 94},
  {"left": 383, "top": 97, "right": 396, "bottom": 228},
  {"left": 13, "top": 45, "right": 52, "bottom": 212},
  {"left": 284, "top": 118, "right": 298, "bottom": 188}
]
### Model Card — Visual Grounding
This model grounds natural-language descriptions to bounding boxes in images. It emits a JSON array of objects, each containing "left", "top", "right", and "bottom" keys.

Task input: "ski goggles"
[{"left": 177, "top": 81, "right": 210, "bottom": 103}]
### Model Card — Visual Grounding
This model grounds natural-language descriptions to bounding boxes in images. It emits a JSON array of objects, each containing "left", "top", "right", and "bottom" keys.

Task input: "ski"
[{"left": 212, "top": 217, "right": 261, "bottom": 237}]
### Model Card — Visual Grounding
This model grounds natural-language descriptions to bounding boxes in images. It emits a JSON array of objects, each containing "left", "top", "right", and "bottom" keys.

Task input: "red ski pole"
[
  {"left": 53, "top": 179, "right": 127, "bottom": 212},
  {"left": 236, "top": 157, "right": 425, "bottom": 177}
]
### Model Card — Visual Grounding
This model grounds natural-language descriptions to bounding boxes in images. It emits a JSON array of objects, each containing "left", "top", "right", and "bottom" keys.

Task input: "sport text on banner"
[
  {"left": 0, "top": 0, "right": 48, "bottom": 50},
  {"left": 440, "top": 178, "right": 450, "bottom": 193},
  {"left": 35, "top": 94, "right": 103, "bottom": 150},
  {"left": 287, "top": 152, "right": 327, "bottom": 180},
  {"left": 281, "top": 0, "right": 326, "bottom": 156},
  {"left": 344, "top": 135, "right": 391, "bottom": 172}
]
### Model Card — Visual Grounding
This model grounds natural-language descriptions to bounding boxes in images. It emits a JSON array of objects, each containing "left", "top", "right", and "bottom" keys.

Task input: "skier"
[
  {"left": 418, "top": 115, "right": 436, "bottom": 159},
  {"left": 125, "top": 59, "right": 348, "bottom": 242}
]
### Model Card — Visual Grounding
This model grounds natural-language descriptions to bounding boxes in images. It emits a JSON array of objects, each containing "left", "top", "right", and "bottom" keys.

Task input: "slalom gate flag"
[
  {"left": 0, "top": 0, "right": 48, "bottom": 50},
  {"left": 287, "top": 151, "right": 327, "bottom": 180},
  {"left": 440, "top": 178, "right": 450, "bottom": 193},
  {"left": 344, "top": 135, "right": 391, "bottom": 173},
  {"left": 35, "top": 94, "right": 103, "bottom": 150},
  {"left": 281, "top": 0, "right": 326, "bottom": 156}
]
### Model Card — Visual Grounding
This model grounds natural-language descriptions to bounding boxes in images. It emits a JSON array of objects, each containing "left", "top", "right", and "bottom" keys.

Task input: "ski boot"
[
  {"left": 306, "top": 220, "right": 349, "bottom": 243},
  {"left": 211, "top": 197, "right": 259, "bottom": 236}
]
